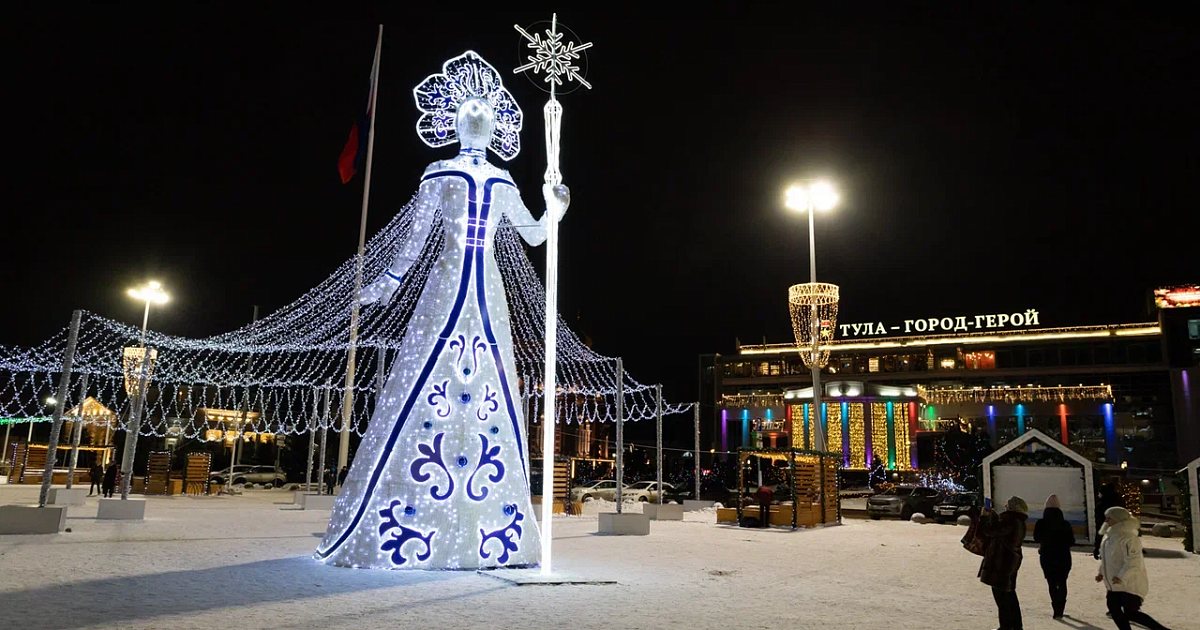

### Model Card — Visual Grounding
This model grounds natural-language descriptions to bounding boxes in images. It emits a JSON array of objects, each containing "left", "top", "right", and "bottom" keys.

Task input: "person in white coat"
[{"left": 1095, "top": 506, "right": 1173, "bottom": 630}]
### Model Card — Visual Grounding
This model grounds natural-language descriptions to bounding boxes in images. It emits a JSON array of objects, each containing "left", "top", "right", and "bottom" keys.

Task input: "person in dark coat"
[
  {"left": 324, "top": 466, "right": 336, "bottom": 495},
  {"left": 754, "top": 485, "right": 774, "bottom": 528},
  {"left": 1034, "top": 494, "right": 1076, "bottom": 619},
  {"left": 88, "top": 461, "right": 104, "bottom": 496},
  {"left": 337, "top": 466, "right": 348, "bottom": 489},
  {"left": 102, "top": 462, "right": 119, "bottom": 498},
  {"left": 979, "top": 495, "right": 1029, "bottom": 630}
]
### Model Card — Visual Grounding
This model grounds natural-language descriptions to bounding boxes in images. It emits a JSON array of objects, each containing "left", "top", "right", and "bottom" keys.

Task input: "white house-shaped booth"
[{"left": 982, "top": 428, "right": 1096, "bottom": 544}]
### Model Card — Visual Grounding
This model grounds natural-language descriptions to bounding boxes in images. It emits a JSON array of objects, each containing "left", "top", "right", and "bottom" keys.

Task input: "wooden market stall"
[
  {"left": 6, "top": 442, "right": 116, "bottom": 485},
  {"left": 717, "top": 448, "right": 841, "bottom": 528}
]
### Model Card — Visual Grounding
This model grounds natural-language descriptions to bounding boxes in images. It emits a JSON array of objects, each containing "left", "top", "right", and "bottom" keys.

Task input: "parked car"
[
  {"left": 867, "top": 485, "right": 944, "bottom": 520},
  {"left": 623, "top": 480, "right": 677, "bottom": 503},
  {"left": 932, "top": 493, "right": 981, "bottom": 523},
  {"left": 569, "top": 480, "right": 624, "bottom": 502},
  {"left": 662, "top": 484, "right": 697, "bottom": 504},
  {"left": 210, "top": 465, "right": 287, "bottom": 487}
]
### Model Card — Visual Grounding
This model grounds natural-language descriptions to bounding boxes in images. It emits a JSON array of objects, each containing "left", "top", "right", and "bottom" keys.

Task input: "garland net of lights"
[{"left": 0, "top": 203, "right": 690, "bottom": 441}]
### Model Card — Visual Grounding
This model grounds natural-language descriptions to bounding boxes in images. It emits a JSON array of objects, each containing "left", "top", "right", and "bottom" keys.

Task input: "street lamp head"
[
  {"left": 785, "top": 181, "right": 839, "bottom": 212},
  {"left": 809, "top": 180, "right": 839, "bottom": 211},
  {"left": 46, "top": 396, "right": 57, "bottom": 405},
  {"left": 784, "top": 185, "right": 810, "bottom": 212},
  {"left": 128, "top": 281, "right": 169, "bottom": 305}
]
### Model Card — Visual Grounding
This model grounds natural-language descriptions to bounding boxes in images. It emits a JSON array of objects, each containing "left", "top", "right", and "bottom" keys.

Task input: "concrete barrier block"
[
  {"left": 682, "top": 500, "right": 715, "bottom": 512},
  {"left": 302, "top": 494, "right": 336, "bottom": 510},
  {"left": 0, "top": 505, "right": 68, "bottom": 534},
  {"left": 644, "top": 503, "right": 684, "bottom": 520},
  {"left": 49, "top": 488, "right": 88, "bottom": 506},
  {"left": 598, "top": 512, "right": 650, "bottom": 535},
  {"left": 97, "top": 498, "right": 146, "bottom": 520}
]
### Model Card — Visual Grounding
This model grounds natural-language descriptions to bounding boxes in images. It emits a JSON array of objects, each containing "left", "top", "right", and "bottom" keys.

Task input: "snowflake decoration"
[{"left": 513, "top": 14, "right": 593, "bottom": 92}]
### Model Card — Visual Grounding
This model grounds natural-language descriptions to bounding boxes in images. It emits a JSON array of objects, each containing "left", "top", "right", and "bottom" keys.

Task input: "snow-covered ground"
[{"left": 2, "top": 485, "right": 1197, "bottom": 630}]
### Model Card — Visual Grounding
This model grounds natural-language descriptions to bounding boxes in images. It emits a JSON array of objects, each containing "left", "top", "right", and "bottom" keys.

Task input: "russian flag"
[{"left": 339, "top": 29, "right": 381, "bottom": 184}]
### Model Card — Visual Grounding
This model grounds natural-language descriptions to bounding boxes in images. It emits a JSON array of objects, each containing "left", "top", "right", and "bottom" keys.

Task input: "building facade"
[{"left": 702, "top": 287, "right": 1200, "bottom": 473}]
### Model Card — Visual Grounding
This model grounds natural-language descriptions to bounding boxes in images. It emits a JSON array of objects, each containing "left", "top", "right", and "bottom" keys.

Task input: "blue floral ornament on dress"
[{"left": 413, "top": 50, "right": 523, "bottom": 161}]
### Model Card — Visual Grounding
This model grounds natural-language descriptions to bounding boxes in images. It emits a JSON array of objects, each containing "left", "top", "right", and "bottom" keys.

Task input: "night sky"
[{"left": 6, "top": 9, "right": 1195, "bottom": 408}]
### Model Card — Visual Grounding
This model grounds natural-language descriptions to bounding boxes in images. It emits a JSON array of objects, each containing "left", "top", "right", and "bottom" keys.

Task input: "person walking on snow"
[
  {"left": 979, "top": 495, "right": 1029, "bottom": 630},
  {"left": 88, "top": 460, "right": 103, "bottom": 496},
  {"left": 1096, "top": 506, "right": 1173, "bottom": 630},
  {"left": 1033, "top": 494, "right": 1075, "bottom": 619},
  {"left": 754, "top": 484, "right": 773, "bottom": 528}
]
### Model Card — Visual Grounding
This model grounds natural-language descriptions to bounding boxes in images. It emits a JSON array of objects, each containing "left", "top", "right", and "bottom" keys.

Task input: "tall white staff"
[{"left": 513, "top": 13, "right": 592, "bottom": 576}]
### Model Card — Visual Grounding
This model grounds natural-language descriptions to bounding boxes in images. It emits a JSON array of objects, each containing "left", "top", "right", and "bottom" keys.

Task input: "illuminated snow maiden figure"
[{"left": 315, "top": 51, "right": 568, "bottom": 569}]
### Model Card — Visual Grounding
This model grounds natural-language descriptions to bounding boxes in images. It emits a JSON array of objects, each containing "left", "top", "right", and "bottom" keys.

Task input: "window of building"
[
  {"left": 965, "top": 351, "right": 995, "bottom": 370},
  {"left": 995, "top": 350, "right": 1012, "bottom": 368},
  {"left": 1094, "top": 345, "right": 1111, "bottom": 364},
  {"left": 1128, "top": 344, "right": 1146, "bottom": 364},
  {"left": 1028, "top": 350, "right": 1044, "bottom": 367},
  {"left": 868, "top": 357, "right": 880, "bottom": 373}
]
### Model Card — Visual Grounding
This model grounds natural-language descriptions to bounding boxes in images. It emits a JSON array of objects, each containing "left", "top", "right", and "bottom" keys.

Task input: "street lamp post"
[
  {"left": 785, "top": 181, "right": 838, "bottom": 452},
  {"left": 127, "top": 281, "right": 169, "bottom": 346}
]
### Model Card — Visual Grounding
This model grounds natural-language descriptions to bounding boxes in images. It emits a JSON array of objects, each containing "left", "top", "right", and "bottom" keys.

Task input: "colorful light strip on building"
[
  {"left": 918, "top": 384, "right": 1113, "bottom": 405},
  {"left": 848, "top": 403, "right": 866, "bottom": 469},
  {"left": 737, "top": 322, "right": 1160, "bottom": 355}
]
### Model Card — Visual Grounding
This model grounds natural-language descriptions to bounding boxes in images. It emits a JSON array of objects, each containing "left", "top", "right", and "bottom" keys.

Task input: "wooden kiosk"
[{"left": 718, "top": 448, "right": 841, "bottom": 528}]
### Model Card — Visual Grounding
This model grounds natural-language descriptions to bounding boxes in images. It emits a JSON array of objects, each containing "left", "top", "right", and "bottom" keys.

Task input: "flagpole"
[{"left": 339, "top": 24, "right": 382, "bottom": 473}]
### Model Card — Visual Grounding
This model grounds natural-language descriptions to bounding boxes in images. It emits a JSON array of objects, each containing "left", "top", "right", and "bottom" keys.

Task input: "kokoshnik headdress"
[{"left": 413, "top": 51, "right": 523, "bottom": 161}]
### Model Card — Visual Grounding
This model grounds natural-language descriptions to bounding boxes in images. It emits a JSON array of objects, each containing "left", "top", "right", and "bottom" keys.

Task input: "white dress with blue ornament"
[{"left": 315, "top": 152, "right": 546, "bottom": 569}]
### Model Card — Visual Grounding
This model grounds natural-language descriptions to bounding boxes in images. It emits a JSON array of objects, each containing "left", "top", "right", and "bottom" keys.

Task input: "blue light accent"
[
  {"left": 987, "top": 404, "right": 996, "bottom": 447},
  {"left": 427, "top": 380, "right": 451, "bottom": 417},
  {"left": 463, "top": 367, "right": 471, "bottom": 375},
  {"left": 379, "top": 500, "right": 434, "bottom": 566},
  {"left": 479, "top": 506, "right": 524, "bottom": 564},
  {"left": 385, "top": 269, "right": 403, "bottom": 282},
  {"left": 490, "top": 426, "right": 499, "bottom": 434},
  {"left": 476, "top": 384, "right": 499, "bottom": 422},
  {"left": 741, "top": 408, "right": 750, "bottom": 447},
  {"left": 803, "top": 403, "right": 810, "bottom": 450},
  {"left": 460, "top": 392, "right": 471, "bottom": 403},
  {"left": 410, "top": 432, "right": 454, "bottom": 501},
  {"left": 503, "top": 503, "right": 516, "bottom": 516},
  {"left": 467, "top": 434, "right": 505, "bottom": 501},
  {"left": 403, "top": 505, "right": 416, "bottom": 516},
  {"left": 422, "top": 420, "right": 433, "bottom": 430},
  {"left": 315, "top": 170, "right": 477, "bottom": 560},
  {"left": 765, "top": 408, "right": 772, "bottom": 420},
  {"left": 1103, "top": 402, "right": 1117, "bottom": 464},
  {"left": 473, "top": 177, "right": 529, "bottom": 486},
  {"left": 1016, "top": 404, "right": 1026, "bottom": 434}
]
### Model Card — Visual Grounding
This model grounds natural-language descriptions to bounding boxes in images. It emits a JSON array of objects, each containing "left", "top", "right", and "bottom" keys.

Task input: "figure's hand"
[
  {"left": 543, "top": 184, "right": 570, "bottom": 221},
  {"left": 1111, "top": 577, "right": 1122, "bottom": 585},
  {"left": 1095, "top": 574, "right": 1103, "bottom": 582},
  {"left": 359, "top": 274, "right": 401, "bottom": 306}
]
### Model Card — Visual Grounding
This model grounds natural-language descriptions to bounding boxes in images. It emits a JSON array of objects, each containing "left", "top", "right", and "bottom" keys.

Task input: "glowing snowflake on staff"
[{"left": 514, "top": 15, "right": 593, "bottom": 91}]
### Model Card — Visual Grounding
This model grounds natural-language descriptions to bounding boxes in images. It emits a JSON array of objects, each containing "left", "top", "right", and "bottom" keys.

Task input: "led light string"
[{"left": 0, "top": 196, "right": 691, "bottom": 440}]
